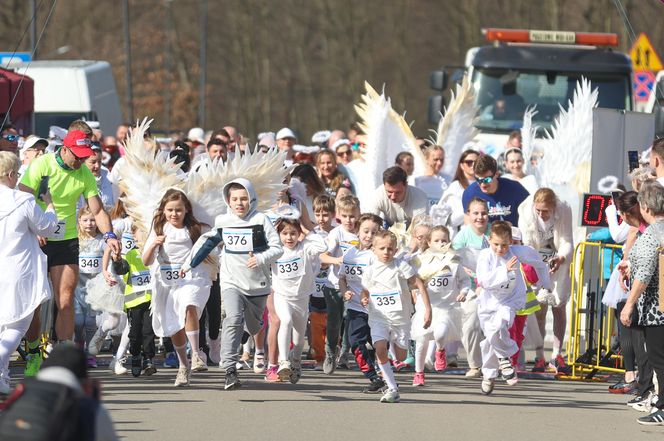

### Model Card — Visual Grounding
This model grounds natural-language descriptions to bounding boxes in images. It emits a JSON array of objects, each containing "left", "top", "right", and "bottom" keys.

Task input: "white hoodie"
[{"left": 185, "top": 178, "right": 283, "bottom": 296}]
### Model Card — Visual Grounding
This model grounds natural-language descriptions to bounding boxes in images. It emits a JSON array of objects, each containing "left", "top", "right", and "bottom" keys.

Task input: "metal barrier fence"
[{"left": 565, "top": 241, "right": 625, "bottom": 380}]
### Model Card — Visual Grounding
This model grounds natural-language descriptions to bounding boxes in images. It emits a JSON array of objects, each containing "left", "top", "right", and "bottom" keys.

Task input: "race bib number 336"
[{"left": 160, "top": 264, "right": 189, "bottom": 286}]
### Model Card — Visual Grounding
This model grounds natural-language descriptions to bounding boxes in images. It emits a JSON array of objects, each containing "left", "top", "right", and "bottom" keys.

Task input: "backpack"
[{"left": 0, "top": 378, "right": 97, "bottom": 441}]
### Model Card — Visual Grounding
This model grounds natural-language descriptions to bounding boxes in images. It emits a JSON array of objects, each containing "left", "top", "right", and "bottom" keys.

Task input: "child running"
[
  {"left": 359, "top": 230, "right": 432, "bottom": 403},
  {"left": 339, "top": 213, "right": 386, "bottom": 393},
  {"left": 143, "top": 189, "right": 212, "bottom": 387},
  {"left": 272, "top": 218, "right": 327, "bottom": 383},
  {"left": 185, "top": 178, "right": 283, "bottom": 390},
  {"left": 411, "top": 225, "right": 471, "bottom": 386},
  {"left": 476, "top": 221, "right": 552, "bottom": 395},
  {"left": 74, "top": 207, "right": 105, "bottom": 367}
]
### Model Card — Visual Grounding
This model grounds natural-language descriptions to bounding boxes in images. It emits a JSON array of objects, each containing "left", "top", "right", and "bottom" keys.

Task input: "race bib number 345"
[
  {"left": 222, "top": 228, "right": 253, "bottom": 253},
  {"left": 370, "top": 291, "right": 403, "bottom": 313}
]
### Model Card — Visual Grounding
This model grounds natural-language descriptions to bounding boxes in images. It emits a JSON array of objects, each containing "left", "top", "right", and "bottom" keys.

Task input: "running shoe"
[
  {"left": 638, "top": 408, "right": 664, "bottom": 425},
  {"left": 289, "top": 362, "right": 302, "bottom": 384},
  {"left": 143, "top": 358, "right": 157, "bottom": 376},
  {"left": 265, "top": 365, "right": 280, "bottom": 382},
  {"left": 550, "top": 355, "right": 571, "bottom": 375},
  {"left": 131, "top": 355, "right": 142, "bottom": 377},
  {"left": 531, "top": 357, "right": 547, "bottom": 373},
  {"left": 499, "top": 357, "right": 518, "bottom": 385},
  {"left": 174, "top": 366, "right": 191, "bottom": 387},
  {"left": 0, "top": 371, "right": 11, "bottom": 395},
  {"left": 337, "top": 352, "right": 351, "bottom": 370},
  {"left": 208, "top": 338, "right": 221, "bottom": 366},
  {"left": 465, "top": 367, "right": 482, "bottom": 378},
  {"left": 224, "top": 368, "right": 241, "bottom": 390},
  {"left": 110, "top": 356, "right": 128, "bottom": 375},
  {"left": 323, "top": 352, "right": 337, "bottom": 375},
  {"left": 609, "top": 380, "right": 636, "bottom": 394},
  {"left": 631, "top": 393, "right": 658, "bottom": 413},
  {"left": 446, "top": 354, "right": 459, "bottom": 368},
  {"left": 412, "top": 372, "right": 425, "bottom": 387},
  {"left": 253, "top": 352, "right": 266, "bottom": 374},
  {"left": 481, "top": 378, "right": 495, "bottom": 395},
  {"left": 434, "top": 349, "right": 447, "bottom": 371},
  {"left": 277, "top": 360, "right": 292, "bottom": 381},
  {"left": 87, "top": 327, "right": 106, "bottom": 356},
  {"left": 191, "top": 351, "right": 208, "bottom": 372},
  {"left": 236, "top": 359, "right": 252, "bottom": 370},
  {"left": 24, "top": 352, "right": 43, "bottom": 377},
  {"left": 163, "top": 352, "right": 178, "bottom": 368},
  {"left": 363, "top": 377, "right": 386, "bottom": 394},
  {"left": 380, "top": 388, "right": 401, "bottom": 403},
  {"left": 87, "top": 356, "right": 98, "bottom": 369}
]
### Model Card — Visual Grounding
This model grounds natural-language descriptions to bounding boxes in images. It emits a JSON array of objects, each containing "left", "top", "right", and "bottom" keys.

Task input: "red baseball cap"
[{"left": 63, "top": 130, "right": 94, "bottom": 158}]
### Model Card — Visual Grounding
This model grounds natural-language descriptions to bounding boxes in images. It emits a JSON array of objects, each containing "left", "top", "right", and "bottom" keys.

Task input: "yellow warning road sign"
[{"left": 630, "top": 33, "right": 663, "bottom": 71}]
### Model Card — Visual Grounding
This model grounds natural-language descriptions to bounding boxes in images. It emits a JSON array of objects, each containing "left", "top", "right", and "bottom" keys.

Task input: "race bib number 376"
[{"left": 222, "top": 228, "right": 253, "bottom": 253}]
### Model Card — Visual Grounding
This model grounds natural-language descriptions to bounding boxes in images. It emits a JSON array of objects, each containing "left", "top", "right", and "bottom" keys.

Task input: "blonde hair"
[
  {"left": 336, "top": 194, "right": 360, "bottom": 213},
  {"left": 373, "top": 229, "right": 397, "bottom": 248},
  {"left": 0, "top": 151, "right": 20, "bottom": 177},
  {"left": 77, "top": 206, "right": 100, "bottom": 239},
  {"left": 533, "top": 187, "right": 557, "bottom": 207}
]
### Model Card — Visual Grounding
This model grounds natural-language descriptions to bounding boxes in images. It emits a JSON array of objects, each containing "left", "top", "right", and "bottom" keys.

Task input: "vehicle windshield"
[{"left": 472, "top": 68, "right": 631, "bottom": 133}]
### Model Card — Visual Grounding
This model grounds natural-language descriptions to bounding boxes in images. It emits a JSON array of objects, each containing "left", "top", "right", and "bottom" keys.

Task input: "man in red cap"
[{"left": 18, "top": 129, "right": 121, "bottom": 376}]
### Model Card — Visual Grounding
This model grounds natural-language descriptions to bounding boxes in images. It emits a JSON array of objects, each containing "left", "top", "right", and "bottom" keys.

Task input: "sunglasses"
[
  {"left": 337, "top": 150, "right": 352, "bottom": 156},
  {"left": 463, "top": 159, "right": 476, "bottom": 167},
  {"left": 2, "top": 134, "right": 19, "bottom": 142},
  {"left": 351, "top": 142, "right": 365, "bottom": 151},
  {"left": 475, "top": 176, "right": 494, "bottom": 185},
  {"left": 67, "top": 147, "right": 85, "bottom": 162}
]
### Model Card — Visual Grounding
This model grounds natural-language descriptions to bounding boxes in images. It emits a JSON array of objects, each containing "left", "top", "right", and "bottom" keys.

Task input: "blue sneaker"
[{"left": 164, "top": 352, "right": 179, "bottom": 368}]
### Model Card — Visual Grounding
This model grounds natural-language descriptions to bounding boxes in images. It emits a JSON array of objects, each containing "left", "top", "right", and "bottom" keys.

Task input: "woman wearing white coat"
[
  {"left": 517, "top": 187, "right": 573, "bottom": 373},
  {"left": 0, "top": 152, "right": 58, "bottom": 394}
]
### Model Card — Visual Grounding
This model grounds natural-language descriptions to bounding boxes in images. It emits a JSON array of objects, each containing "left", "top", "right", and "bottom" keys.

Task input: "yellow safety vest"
[
  {"left": 516, "top": 268, "right": 541, "bottom": 316},
  {"left": 122, "top": 249, "right": 152, "bottom": 309}
]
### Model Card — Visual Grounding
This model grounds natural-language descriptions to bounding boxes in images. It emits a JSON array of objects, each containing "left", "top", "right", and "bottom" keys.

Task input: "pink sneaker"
[
  {"left": 264, "top": 365, "right": 280, "bottom": 382},
  {"left": 412, "top": 372, "right": 425, "bottom": 387},
  {"left": 435, "top": 349, "right": 447, "bottom": 371}
]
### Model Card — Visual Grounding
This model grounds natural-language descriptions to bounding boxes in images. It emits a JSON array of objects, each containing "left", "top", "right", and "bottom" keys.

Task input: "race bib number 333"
[{"left": 276, "top": 256, "right": 305, "bottom": 279}]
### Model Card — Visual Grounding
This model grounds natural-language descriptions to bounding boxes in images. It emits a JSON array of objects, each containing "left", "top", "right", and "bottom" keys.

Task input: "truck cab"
[{"left": 429, "top": 29, "right": 633, "bottom": 152}]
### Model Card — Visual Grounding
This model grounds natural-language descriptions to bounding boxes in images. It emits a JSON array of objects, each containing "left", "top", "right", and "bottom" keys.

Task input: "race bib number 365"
[
  {"left": 222, "top": 228, "right": 253, "bottom": 253},
  {"left": 343, "top": 261, "right": 366, "bottom": 280},
  {"left": 370, "top": 291, "right": 403, "bottom": 313},
  {"left": 79, "top": 254, "right": 102, "bottom": 274}
]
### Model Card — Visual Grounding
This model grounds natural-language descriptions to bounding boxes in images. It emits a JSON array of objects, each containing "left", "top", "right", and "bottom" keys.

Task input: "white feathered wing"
[
  {"left": 432, "top": 75, "right": 479, "bottom": 177},
  {"left": 520, "top": 106, "right": 539, "bottom": 174},
  {"left": 118, "top": 117, "right": 185, "bottom": 244}
]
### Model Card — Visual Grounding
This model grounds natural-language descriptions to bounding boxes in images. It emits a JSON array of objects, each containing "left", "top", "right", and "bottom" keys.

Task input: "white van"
[{"left": 12, "top": 60, "right": 123, "bottom": 137}]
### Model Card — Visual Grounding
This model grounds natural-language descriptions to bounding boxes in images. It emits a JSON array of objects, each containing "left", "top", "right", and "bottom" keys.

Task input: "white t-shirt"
[
  {"left": 339, "top": 246, "right": 372, "bottom": 313},
  {"left": 271, "top": 234, "right": 327, "bottom": 301},
  {"left": 414, "top": 174, "right": 451, "bottom": 210},
  {"left": 368, "top": 184, "right": 428, "bottom": 227},
  {"left": 361, "top": 258, "right": 416, "bottom": 325},
  {"left": 325, "top": 225, "right": 359, "bottom": 289}
]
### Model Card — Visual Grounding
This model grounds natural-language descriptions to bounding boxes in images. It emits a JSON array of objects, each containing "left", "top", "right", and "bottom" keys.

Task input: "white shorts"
[{"left": 369, "top": 320, "right": 410, "bottom": 349}]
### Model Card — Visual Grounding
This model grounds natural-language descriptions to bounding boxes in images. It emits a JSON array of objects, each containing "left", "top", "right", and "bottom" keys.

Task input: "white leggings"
[
  {"left": 414, "top": 321, "right": 455, "bottom": 373},
  {"left": 273, "top": 294, "right": 310, "bottom": 363},
  {"left": 1, "top": 312, "right": 34, "bottom": 377}
]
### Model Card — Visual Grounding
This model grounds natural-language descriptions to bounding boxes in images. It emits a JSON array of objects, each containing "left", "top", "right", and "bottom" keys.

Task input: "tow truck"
[{"left": 428, "top": 28, "right": 633, "bottom": 153}]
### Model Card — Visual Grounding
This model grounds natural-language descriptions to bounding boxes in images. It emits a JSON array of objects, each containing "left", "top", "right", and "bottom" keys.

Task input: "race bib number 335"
[{"left": 370, "top": 291, "right": 403, "bottom": 313}]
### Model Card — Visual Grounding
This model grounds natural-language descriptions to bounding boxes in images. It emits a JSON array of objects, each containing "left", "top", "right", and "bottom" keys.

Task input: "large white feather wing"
[
  {"left": 193, "top": 149, "right": 291, "bottom": 222},
  {"left": 434, "top": 75, "right": 479, "bottom": 177},
  {"left": 520, "top": 106, "right": 539, "bottom": 174},
  {"left": 118, "top": 117, "right": 185, "bottom": 242},
  {"left": 539, "top": 78, "right": 598, "bottom": 189},
  {"left": 355, "top": 82, "right": 424, "bottom": 192}
]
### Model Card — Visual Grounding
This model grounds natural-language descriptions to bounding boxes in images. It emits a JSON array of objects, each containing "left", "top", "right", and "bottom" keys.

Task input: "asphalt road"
[{"left": 83, "top": 360, "right": 662, "bottom": 441}]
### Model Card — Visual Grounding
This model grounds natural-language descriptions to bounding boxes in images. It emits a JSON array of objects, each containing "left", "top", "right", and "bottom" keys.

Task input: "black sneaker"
[
  {"left": 362, "top": 377, "right": 386, "bottom": 394},
  {"left": 627, "top": 393, "right": 651, "bottom": 408},
  {"left": 225, "top": 368, "right": 241, "bottom": 390},
  {"left": 131, "top": 355, "right": 142, "bottom": 378},
  {"left": 142, "top": 358, "right": 157, "bottom": 376},
  {"left": 638, "top": 408, "right": 664, "bottom": 425}
]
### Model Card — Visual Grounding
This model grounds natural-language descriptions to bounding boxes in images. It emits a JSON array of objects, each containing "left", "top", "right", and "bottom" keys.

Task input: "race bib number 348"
[
  {"left": 79, "top": 255, "right": 102, "bottom": 274},
  {"left": 370, "top": 291, "right": 403, "bottom": 313}
]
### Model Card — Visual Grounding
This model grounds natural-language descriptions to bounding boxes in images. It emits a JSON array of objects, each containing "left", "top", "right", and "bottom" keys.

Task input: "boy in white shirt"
[
  {"left": 359, "top": 230, "right": 432, "bottom": 403},
  {"left": 319, "top": 195, "right": 361, "bottom": 374},
  {"left": 475, "top": 221, "right": 552, "bottom": 395}
]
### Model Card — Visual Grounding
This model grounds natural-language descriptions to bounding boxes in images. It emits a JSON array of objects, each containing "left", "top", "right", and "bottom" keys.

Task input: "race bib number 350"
[
  {"left": 428, "top": 273, "right": 452, "bottom": 293},
  {"left": 79, "top": 254, "right": 102, "bottom": 274},
  {"left": 370, "top": 291, "right": 403, "bottom": 313},
  {"left": 222, "top": 228, "right": 253, "bottom": 253}
]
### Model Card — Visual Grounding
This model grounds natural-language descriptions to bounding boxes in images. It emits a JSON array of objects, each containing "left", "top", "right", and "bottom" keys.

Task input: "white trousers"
[
  {"left": 273, "top": 295, "right": 310, "bottom": 363},
  {"left": 478, "top": 303, "right": 518, "bottom": 379},
  {"left": 461, "top": 298, "right": 483, "bottom": 369},
  {"left": 0, "top": 312, "right": 34, "bottom": 377}
]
